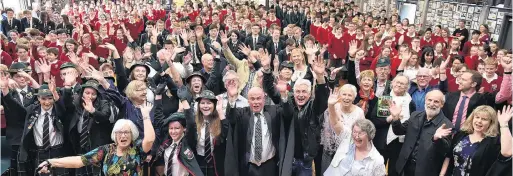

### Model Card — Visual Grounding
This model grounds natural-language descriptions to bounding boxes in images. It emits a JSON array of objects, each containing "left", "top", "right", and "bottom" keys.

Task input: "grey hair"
[
  {"left": 222, "top": 70, "right": 239, "bottom": 83},
  {"left": 111, "top": 119, "right": 140, "bottom": 142},
  {"left": 391, "top": 73, "right": 411, "bottom": 90},
  {"left": 352, "top": 119, "right": 376, "bottom": 140},
  {"left": 293, "top": 79, "right": 312, "bottom": 93},
  {"left": 340, "top": 84, "right": 357, "bottom": 98}
]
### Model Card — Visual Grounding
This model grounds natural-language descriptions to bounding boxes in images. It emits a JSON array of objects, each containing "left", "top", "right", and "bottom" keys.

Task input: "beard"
[{"left": 426, "top": 106, "right": 441, "bottom": 117}]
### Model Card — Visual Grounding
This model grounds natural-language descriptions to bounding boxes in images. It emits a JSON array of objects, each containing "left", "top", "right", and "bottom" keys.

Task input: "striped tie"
[
  {"left": 204, "top": 122, "right": 213, "bottom": 165},
  {"left": 166, "top": 144, "right": 177, "bottom": 176},
  {"left": 42, "top": 112, "right": 50, "bottom": 150},
  {"left": 80, "top": 113, "right": 90, "bottom": 150}
]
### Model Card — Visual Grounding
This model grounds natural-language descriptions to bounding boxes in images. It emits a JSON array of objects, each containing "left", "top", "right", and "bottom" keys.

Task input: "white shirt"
[
  {"left": 34, "top": 107, "right": 64, "bottom": 147},
  {"left": 375, "top": 80, "right": 387, "bottom": 98},
  {"left": 16, "top": 86, "right": 29, "bottom": 105},
  {"left": 386, "top": 92, "right": 412, "bottom": 144},
  {"left": 164, "top": 138, "right": 188, "bottom": 176},
  {"left": 77, "top": 111, "right": 89, "bottom": 133},
  {"left": 220, "top": 92, "right": 249, "bottom": 115},
  {"left": 196, "top": 121, "right": 213, "bottom": 156},
  {"left": 483, "top": 73, "right": 499, "bottom": 83},
  {"left": 250, "top": 112, "right": 275, "bottom": 165}
]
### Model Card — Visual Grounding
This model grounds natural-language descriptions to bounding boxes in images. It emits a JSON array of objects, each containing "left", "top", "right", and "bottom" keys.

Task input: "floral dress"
[
  {"left": 452, "top": 136, "right": 480, "bottom": 176},
  {"left": 81, "top": 140, "right": 145, "bottom": 176}
]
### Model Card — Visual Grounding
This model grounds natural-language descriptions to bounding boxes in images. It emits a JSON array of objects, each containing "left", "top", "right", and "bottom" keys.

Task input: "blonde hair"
[
  {"left": 359, "top": 70, "right": 375, "bottom": 82},
  {"left": 124, "top": 80, "right": 147, "bottom": 102},
  {"left": 461, "top": 105, "right": 499, "bottom": 137}
]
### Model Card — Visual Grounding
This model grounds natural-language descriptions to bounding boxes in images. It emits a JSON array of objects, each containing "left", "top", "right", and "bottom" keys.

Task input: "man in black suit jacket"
[
  {"left": 266, "top": 28, "right": 284, "bottom": 62},
  {"left": 20, "top": 10, "right": 42, "bottom": 32},
  {"left": 2, "top": 8, "right": 23, "bottom": 34},
  {"left": 277, "top": 38, "right": 296, "bottom": 63},
  {"left": 225, "top": 87, "right": 285, "bottom": 176},
  {"left": 442, "top": 70, "right": 496, "bottom": 132},
  {"left": 138, "top": 21, "right": 156, "bottom": 47},
  {"left": 391, "top": 90, "right": 453, "bottom": 176},
  {"left": 244, "top": 24, "right": 267, "bottom": 50}
]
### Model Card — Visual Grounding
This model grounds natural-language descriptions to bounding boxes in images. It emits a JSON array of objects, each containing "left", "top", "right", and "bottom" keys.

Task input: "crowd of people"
[{"left": 0, "top": 0, "right": 512, "bottom": 176}]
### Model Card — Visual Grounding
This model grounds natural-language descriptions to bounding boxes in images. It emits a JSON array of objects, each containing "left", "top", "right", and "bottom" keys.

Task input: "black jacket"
[
  {"left": 4, "top": 92, "right": 71, "bottom": 176},
  {"left": 442, "top": 91, "right": 495, "bottom": 125},
  {"left": 1, "top": 88, "right": 37, "bottom": 145},
  {"left": 261, "top": 71, "right": 329, "bottom": 176},
  {"left": 392, "top": 111, "right": 453, "bottom": 176},
  {"left": 20, "top": 17, "right": 42, "bottom": 32},
  {"left": 184, "top": 108, "right": 229, "bottom": 176},
  {"left": 2, "top": 18, "right": 22, "bottom": 34},
  {"left": 244, "top": 35, "right": 266, "bottom": 50},
  {"left": 56, "top": 22, "right": 74, "bottom": 35},
  {"left": 444, "top": 131, "right": 511, "bottom": 176},
  {"left": 155, "top": 137, "right": 205, "bottom": 176},
  {"left": 225, "top": 105, "right": 285, "bottom": 175},
  {"left": 62, "top": 88, "right": 112, "bottom": 154},
  {"left": 40, "top": 21, "right": 56, "bottom": 34}
]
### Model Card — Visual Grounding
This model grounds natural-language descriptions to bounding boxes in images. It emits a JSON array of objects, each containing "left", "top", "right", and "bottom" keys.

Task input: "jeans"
[{"left": 292, "top": 157, "right": 313, "bottom": 176}]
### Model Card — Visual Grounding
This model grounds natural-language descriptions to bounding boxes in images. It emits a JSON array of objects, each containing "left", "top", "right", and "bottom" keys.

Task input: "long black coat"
[
  {"left": 62, "top": 88, "right": 112, "bottom": 154},
  {"left": 225, "top": 105, "right": 285, "bottom": 175},
  {"left": 392, "top": 111, "right": 453, "bottom": 176}
]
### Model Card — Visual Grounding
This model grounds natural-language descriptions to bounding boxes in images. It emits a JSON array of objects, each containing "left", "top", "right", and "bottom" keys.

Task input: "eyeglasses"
[{"left": 115, "top": 131, "right": 131, "bottom": 136}]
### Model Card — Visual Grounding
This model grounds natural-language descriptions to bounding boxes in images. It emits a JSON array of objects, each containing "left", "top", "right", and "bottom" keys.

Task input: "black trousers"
[
  {"left": 196, "top": 155, "right": 216, "bottom": 176},
  {"left": 8, "top": 145, "right": 19, "bottom": 176},
  {"left": 403, "top": 159, "right": 417, "bottom": 176},
  {"left": 248, "top": 157, "right": 278, "bottom": 176},
  {"left": 385, "top": 138, "right": 403, "bottom": 176}
]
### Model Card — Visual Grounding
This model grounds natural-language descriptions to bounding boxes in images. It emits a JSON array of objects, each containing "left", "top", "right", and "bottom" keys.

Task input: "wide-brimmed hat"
[
  {"left": 195, "top": 90, "right": 217, "bottom": 102},
  {"left": 186, "top": 71, "right": 206, "bottom": 84},
  {"left": 8, "top": 62, "right": 30, "bottom": 73},
  {"left": 36, "top": 84, "right": 53, "bottom": 97},
  {"left": 163, "top": 112, "right": 187, "bottom": 128}
]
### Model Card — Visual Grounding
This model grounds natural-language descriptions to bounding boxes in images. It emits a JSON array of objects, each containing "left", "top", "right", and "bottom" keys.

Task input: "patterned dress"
[
  {"left": 81, "top": 141, "right": 146, "bottom": 176},
  {"left": 452, "top": 136, "right": 480, "bottom": 176}
]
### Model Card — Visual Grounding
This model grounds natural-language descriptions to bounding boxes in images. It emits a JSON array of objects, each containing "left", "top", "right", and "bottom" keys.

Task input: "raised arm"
[
  {"left": 496, "top": 60, "right": 512, "bottom": 103},
  {"left": 327, "top": 92, "right": 343, "bottom": 135},
  {"left": 498, "top": 106, "right": 512, "bottom": 157},
  {"left": 311, "top": 55, "right": 329, "bottom": 117},
  {"left": 140, "top": 102, "right": 156, "bottom": 153}
]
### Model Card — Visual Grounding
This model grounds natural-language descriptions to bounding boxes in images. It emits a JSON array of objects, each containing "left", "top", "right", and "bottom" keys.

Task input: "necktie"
[
  {"left": 192, "top": 44, "right": 197, "bottom": 63},
  {"left": 9, "top": 19, "right": 12, "bottom": 27},
  {"left": 253, "top": 37, "right": 257, "bottom": 49},
  {"left": 20, "top": 90, "right": 27, "bottom": 105},
  {"left": 166, "top": 143, "right": 177, "bottom": 176},
  {"left": 42, "top": 112, "right": 50, "bottom": 150},
  {"left": 80, "top": 112, "right": 90, "bottom": 150},
  {"left": 254, "top": 113, "right": 262, "bottom": 162},
  {"left": 454, "top": 96, "right": 468, "bottom": 131},
  {"left": 275, "top": 43, "right": 278, "bottom": 52},
  {"left": 204, "top": 121, "right": 213, "bottom": 165}
]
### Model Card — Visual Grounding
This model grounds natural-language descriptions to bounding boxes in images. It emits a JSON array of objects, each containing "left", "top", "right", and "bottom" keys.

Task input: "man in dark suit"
[
  {"left": 442, "top": 70, "right": 496, "bottom": 132},
  {"left": 203, "top": 25, "right": 221, "bottom": 54},
  {"left": 20, "top": 10, "right": 42, "bottom": 32},
  {"left": 266, "top": 28, "right": 284, "bottom": 62},
  {"left": 2, "top": 83, "right": 70, "bottom": 176},
  {"left": 244, "top": 24, "right": 266, "bottom": 50},
  {"left": 1, "top": 62, "right": 37, "bottom": 175},
  {"left": 277, "top": 38, "right": 296, "bottom": 63},
  {"left": 280, "top": 25, "right": 296, "bottom": 42},
  {"left": 138, "top": 20, "right": 156, "bottom": 47},
  {"left": 390, "top": 90, "right": 453, "bottom": 176},
  {"left": 2, "top": 8, "right": 22, "bottom": 34},
  {"left": 186, "top": 33, "right": 203, "bottom": 71},
  {"left": 225, "top": 87, "right": 285, "bottom": 176}
]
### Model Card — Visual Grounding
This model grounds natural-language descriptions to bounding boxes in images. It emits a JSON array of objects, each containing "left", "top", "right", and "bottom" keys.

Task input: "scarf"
[{"left": 357, "top": 88, "right": 375, "bottom": 115}]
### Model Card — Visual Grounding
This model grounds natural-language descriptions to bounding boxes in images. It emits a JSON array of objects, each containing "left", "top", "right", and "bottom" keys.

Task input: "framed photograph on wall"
[
  {"left": 473, "top": 15, "right": 479, "bottom": 22},
  {"left": 461, "top": 5, "right": 468, "bottom": 12},
  {"left": 471, "top": 22, "right": 479, "bottom": 30},
  {"left": 443, "top": 3, "right": 451, "bottom": 11},
  {"left": 495, "top": 24, "right": 501, "bottom": 34},
  {"left": 498, "top": 12, "right": 505, "bottom": 19},
  {"left": 475, "top": 6, "right": 481, "bottom": 14},
  {"left": 468, "top": 6, "right": 474, "bottom": 14},
  {"left": 487, "top": 20, "right": 496, "bottom": 32},
  {"left": 498, "top": 19, "right": 503, "bottom": 25},
  {"left": 467, "top": 13, "right": 473, "bottom": 20},
  {"left": 488, "top": 8, "right": 498, "bottom": 20}
]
